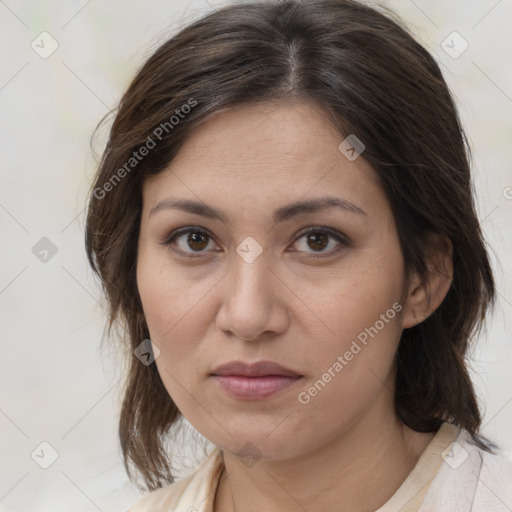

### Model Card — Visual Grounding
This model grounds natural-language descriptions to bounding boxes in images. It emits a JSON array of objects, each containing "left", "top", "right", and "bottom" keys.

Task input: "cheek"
[
  {"left": 291, "top": 240, "right": 405, "bottom": 348},
  {"left": 137, "top": 239, "right": 199, "bottom": 329},
  {"left": 297, "top": 300, "right": 403, "bottom": 405},
  {"left": 136, "top": 246, "right": 217, "bottom": 380},
  {"left": 292, "top": 309, "right": 403, "bottom": 450},
  {"left": 137, "top": 261, "right": 207, "bottom": 416},
  {"left": 291, "top": 239, "right": 405, "bottom": 408}
]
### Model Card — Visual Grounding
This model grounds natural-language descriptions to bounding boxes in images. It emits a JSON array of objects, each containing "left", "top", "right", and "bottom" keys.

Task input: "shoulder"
[
  {"left": 126, "top": 447, "right": 224, "bottom": 512},
  {"left": 420, "top": 426, "right": 512, "bottom": 512}
]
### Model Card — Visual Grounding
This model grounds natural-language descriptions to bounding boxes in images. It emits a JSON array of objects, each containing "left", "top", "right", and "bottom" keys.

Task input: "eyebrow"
[{"left": 149, "top": 195, "right": 367, "bottom": 224}]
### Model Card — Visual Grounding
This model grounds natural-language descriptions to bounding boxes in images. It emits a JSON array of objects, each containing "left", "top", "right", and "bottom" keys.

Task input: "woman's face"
[{"left": 137, "top": 99, "right": 412, "bottom": 460}]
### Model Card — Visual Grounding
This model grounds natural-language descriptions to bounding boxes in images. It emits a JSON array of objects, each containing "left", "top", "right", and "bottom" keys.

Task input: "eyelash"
[{"left": 159, "top": 225, "right": 349, "bottom": 259}]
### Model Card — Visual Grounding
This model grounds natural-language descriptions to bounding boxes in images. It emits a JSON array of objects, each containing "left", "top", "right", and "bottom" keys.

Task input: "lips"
[
  {"left": 210, "top": 360, "right": 303, "bottom": 400},
  {"left": 211, "top": 360, "right": 301, "bottom": 378}
]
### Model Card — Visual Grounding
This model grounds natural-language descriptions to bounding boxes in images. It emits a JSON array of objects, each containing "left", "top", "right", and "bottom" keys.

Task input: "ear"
[{"left": 401, "top": 232, "right": 453, "bottom": 329}]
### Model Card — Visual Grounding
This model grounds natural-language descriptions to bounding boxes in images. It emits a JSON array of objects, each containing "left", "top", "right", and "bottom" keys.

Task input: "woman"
[{"left": 85, "top": 0, "right": 512, "bottom": 510}]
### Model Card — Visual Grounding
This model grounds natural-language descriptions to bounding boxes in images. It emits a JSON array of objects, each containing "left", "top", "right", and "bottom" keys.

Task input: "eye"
[
  {"left": 291, "top": 226, "right": 349, "bottom": 257},
  {"left": 160, "top": 226, "right": 218, "bottom": 257},
  {"left": 160, "top": 225, "right": 349, "bottom": 258}
]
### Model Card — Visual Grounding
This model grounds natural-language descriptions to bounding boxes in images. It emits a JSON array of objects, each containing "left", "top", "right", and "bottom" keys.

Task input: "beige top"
[
  {"left": 376, "top": 422, "right": 458, "bottom": 512},
  {"left": 127, "top": 422, "right": 512, "bottom": 511}
]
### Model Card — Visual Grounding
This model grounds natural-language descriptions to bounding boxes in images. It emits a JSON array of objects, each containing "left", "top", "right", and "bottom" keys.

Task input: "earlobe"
[{"left": 401, "top": 233, "right": 453, "bottom": 329}]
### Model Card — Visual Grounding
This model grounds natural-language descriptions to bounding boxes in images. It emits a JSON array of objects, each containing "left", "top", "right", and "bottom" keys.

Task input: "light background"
[{"left": 1, "top": 0, "right": 511, "bottom": 511}]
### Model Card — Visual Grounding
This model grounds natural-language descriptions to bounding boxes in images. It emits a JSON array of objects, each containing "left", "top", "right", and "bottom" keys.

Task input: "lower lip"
[{"left": 211, "top": 375, "right": 303, "bottom": 400}]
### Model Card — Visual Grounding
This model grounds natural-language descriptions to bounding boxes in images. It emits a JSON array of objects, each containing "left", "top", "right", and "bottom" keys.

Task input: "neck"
[{"left": 214, "top": 397, "right": 435, "bottom": 512}]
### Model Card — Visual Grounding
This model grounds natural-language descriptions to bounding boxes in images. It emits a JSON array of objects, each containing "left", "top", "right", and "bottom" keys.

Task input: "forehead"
[
  {"left": 168, "top": 100, "right": 371, "bottom": 172},
  {"left": 142, "top": 100, "right": 386, "bottom": 220}
]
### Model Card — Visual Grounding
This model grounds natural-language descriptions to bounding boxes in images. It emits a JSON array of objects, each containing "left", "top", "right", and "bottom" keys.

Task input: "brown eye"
[
  {"left": 187, "top": 231, "right": 209, "bottom": 251},
  {"left": 162, "top": 225, "right": 348, "bottom": 259},
  {"left": 293, "top": 227, "right": 348, "bottom": 257},
  {"left": 161, "top": 227, "right": 217, "bottom": 257},
  {"left": 306, "top": 231, "right": 329, "bottom": 251}
]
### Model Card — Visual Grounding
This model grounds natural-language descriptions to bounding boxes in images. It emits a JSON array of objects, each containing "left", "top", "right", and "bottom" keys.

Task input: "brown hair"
[{"left": 85, "top": 0, "right": 497, "bottom": 491}]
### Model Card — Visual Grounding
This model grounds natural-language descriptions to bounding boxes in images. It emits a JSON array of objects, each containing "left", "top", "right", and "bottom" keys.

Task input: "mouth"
[
  {"left": 210, "top": 360, "right": 304, "bottom": 400},
  {"left": 211, "top": 374, "right": 303, "bottom": 400}
]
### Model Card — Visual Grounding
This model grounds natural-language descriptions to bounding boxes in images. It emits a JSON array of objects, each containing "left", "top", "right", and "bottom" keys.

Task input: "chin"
[{"left": 206, "top": 424, "right": 310, "bottom": 462}]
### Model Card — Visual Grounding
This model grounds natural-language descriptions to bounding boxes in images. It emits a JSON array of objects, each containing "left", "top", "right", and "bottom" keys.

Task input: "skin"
[{"left": 136, "top": 98, "right": 453, "bottom": 512}]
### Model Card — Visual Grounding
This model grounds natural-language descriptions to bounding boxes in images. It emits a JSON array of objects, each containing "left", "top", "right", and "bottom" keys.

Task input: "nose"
[{"left": 215, "top": 249, "right": 289, "bottom": 342}]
